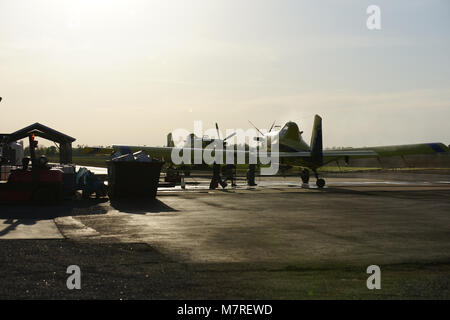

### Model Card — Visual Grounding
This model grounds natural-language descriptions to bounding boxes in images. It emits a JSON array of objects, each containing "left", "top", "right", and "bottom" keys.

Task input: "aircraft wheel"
[
  {"left": 316, "top": 178, "right": 325, "bottom": 188},
  {"left": 300, "top": 169, "right": 310, "bottom": 184}
]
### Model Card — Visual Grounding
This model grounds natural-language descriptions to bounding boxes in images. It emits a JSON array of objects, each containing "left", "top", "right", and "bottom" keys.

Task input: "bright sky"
[{"left": 1, "top": 0, "right": 449, "bottom": 147}]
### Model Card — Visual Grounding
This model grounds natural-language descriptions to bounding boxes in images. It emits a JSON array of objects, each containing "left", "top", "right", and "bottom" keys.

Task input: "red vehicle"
[
  {"left": 0, "top": 165, "right": 63, "bottom": 202},
  {"left": 0, "top": 134, "right": 64, "bottom": 203}
]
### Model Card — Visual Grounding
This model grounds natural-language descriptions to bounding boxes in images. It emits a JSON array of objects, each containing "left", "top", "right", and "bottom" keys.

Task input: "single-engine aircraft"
[{"left": 82, "top": 115, "right": 449, "bottom": 188}]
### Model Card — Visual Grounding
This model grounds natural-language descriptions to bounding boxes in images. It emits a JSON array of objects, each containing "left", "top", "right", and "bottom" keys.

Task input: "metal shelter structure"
[{"left": 6, "top": 123, "right": 76, "bottom": 164}]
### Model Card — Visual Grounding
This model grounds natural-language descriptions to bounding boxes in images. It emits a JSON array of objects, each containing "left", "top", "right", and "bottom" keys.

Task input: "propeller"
[
  {"left": 223, "top": 132, "right": 236, "bottom": 141},
  {"left": 248, "top": 120, "right": 267, "bottom": 143},
  {"left": 215, "top": 123, "right": 221, "bottom": 140},
  {"left": 248, "top": 120, "right": 265, "bottom": 136},
  {"left": 268, "top": 121, "right": 276, "bottom": 133},
  {"left": 215, "top": 122, "right": 236, "bottom": 146}
]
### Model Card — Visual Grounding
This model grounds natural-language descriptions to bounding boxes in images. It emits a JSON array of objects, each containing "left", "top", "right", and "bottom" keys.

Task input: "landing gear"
[
  {"left": 300, "top": 169, "right": 310, "bottom": 184},
  {"left": 313, "top": 170, "right": 326, "bottom": 188},
  {"left": 302, "top": 169, "right": 326, "bottom": 188},
  {"left": 316, "top": 178, "right": 325, "bottom": 188}
]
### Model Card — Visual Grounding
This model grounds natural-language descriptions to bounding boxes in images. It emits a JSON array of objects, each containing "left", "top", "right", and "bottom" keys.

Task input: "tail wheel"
[{"left": 316, "top": 178, "right": 325, "bottom": 188}]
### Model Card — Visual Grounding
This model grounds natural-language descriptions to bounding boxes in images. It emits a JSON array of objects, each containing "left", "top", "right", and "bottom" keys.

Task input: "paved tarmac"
[
  {"left": 58, "top": 177, "right": 450, "bottom": 265},
  {"left": 0, "top": 219, "right": 62, "bottom": 239},
  {"left": 1, "top": 174, "right": 449, "bottom": 299}
]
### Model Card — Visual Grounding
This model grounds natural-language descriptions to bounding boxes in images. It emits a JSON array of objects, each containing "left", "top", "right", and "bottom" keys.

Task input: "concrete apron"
[{"left": 0, "top": 219, "right": 63, "bottom": 239}]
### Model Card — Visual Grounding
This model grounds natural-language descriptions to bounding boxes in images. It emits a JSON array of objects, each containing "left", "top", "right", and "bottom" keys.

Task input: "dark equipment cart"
[{"left": 107, "top": 160, "right": 164, "bottom": 200}]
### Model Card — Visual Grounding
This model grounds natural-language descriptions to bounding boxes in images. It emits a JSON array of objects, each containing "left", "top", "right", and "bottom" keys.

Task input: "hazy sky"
[{"left": 1, "top": 0, "right": 449, "bottom": 147}]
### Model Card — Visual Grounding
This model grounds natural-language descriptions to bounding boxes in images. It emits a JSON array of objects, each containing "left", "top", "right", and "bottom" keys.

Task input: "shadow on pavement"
[
  {"left": 109, "top": 198, "right": 178, "bottom": 214},
  {"left": 0, "top": 198, "right": 109, "bottom": 220},
  {"left": 0, "top": 219, "right": 38, "bottom": 237},
  {"left": 317, "top": 186, "right": 450, "bottom": 200}
]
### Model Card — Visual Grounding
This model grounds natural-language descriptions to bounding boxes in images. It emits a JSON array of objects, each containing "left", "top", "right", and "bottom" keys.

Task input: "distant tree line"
[{"left": 24, "top": 144, "right": 111, "bottom": 157}]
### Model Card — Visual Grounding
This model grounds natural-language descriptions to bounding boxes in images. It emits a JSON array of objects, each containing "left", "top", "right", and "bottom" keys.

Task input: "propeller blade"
[
  {"left": 215, "top": 122, "right": 221, "bottom": 140},
  {"left": 269, "top": 121, "right": 275, "bottom": 132},
  {"left": 223, "top": 132, "right": 236, "bottom": 141},
  {"left": 248, "top": 120, "right": 264, "bottom": 136}
]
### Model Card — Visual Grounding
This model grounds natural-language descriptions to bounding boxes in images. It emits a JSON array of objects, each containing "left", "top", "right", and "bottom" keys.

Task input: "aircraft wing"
[
  {"left": 237, "top": 143, "right": 448, "bottom": 161},
  {"left": 81, "top": 142, "right": 448, "bottom": 166},
  {"left": 81, "top": 146, "right": 114, "bottom": 155},
  {"left": 81, "top": 145, "right": 175, "bottom": 160},
  {"left": 119, "top": 147, "right": 313, "bottom": 160},
  {"left": 276, "top": 152, "right": 311, "bottom": 157},
  {"left": 113, "top": 146, "right": 175, "bottom": 161},
  {"left": 323, "top": 150, "right": 377, "bottom": 157},
  {"left": 322, "top": 142, "right": 449, "bottom": 165},
  {"left": 349, "top": 142, "right": 449, "bottom": 157}
]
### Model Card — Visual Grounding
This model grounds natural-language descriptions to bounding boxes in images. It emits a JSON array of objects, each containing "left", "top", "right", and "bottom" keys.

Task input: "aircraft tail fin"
[
  {"left": 310, "top": 115, "right": 323, "bottom": 165},
  {"left": 167, "top": 133, "right": 175, "bottom": 147}
]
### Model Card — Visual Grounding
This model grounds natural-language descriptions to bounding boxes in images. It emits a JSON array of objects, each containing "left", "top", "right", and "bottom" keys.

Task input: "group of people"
[{"left": 209, "top": 163, "right": 257, "bottom": 189}]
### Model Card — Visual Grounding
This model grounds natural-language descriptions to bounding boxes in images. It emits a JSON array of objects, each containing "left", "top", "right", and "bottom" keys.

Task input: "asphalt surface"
[{"left": 0, "top": 173, "right": 449, "bottom": 299}]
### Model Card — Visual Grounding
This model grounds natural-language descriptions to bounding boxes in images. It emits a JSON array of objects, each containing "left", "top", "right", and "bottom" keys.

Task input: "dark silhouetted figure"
[
  {"left": 210, "top": 162, "right": 227, "bottom": 189},
  {"left": 222, "top": 164, "right": 236, "bottom": 187},
  {"left": 247, "top": 164, "right": 257, "bottom": 186}
]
